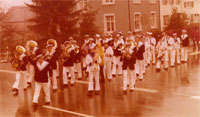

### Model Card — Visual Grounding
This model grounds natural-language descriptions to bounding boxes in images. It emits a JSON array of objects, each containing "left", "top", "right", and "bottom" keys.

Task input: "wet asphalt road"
[{"left": 0, "top": 51, "right": 200, "bottom": 117}]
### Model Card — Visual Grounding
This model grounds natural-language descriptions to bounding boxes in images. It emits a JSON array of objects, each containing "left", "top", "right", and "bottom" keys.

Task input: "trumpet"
[
  {"left": 61, "top": 45, "right": 72, "bottom": 61},
  {"left": 93, "top": 53, "right": 100, "bottom": 70},
  {"left": 74, "top": 46, "right": 80, "bottom": 54}
]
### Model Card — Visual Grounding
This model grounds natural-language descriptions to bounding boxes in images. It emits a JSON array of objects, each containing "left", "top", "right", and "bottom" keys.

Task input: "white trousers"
[
  {"left": 63, "top": 66, "right": 75, "bottom": 84},
  {"left": 135, "top": 60, "right": 139, "bottom": 74},
  {"left": 112, "top": 56, "right": 122, "bottom": 75},
  {"left": 33, "top": 81, "right": 50, "bottom": 103},
  {"left": 169, "top": 50, "right": 175, "bottom": 66},
  {"left": 13, "top": 71, "right": 27, "bottom": 89},
  {"left": 88, "top": 70, "right": 100, "bottom": 91},
  {"left": 147, "top": 49, "right": 151, "bottom": 64},
  {"left": 74, "top": 63, "right": 82, "bottom": 78},
  {"left": 156, "top": 50, "right": 168, "bottom": 69},
  {"left": 181, "top": 47, "right": 188, "bottom": 62},
  {"left": 51, "top": 69, "right": 57, "bottom": 89},
  {"left": 175, "top": 49, "right": 181, "bottom": 64},
  {"left": 136, "top": 60, "right": 144, "bottom": 79},
  {"left": 151, "top": 46, "right": 156, "bottom": 64},
  {"left": 26, "top": 64, "right": 34, "bottom": 83},
  {"left": 123, "top": 68, "right": 136, "bottom": 91},
  {"left": 104, "top": 61, "right": 112, "bottom": 80}
]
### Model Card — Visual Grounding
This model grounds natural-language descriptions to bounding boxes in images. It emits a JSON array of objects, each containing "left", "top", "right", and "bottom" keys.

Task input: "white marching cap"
[
  {"left": 173, "top": 33, "right": 177, "bottom": 36},
  {"left": 89, "top": 43, "right": 96, "bottom": 49},
  {"left": 46, "top": 44, "right": 54, "bottom": 48},
  {"left": 182, "top": 29, "right": 187, "bottom": 33},
  {"left": 96, "top": 34, "right": 100, "bottom": 38},
  {"left": 127, "top": 31, "right": 132, "bottom": 34},
  {"left": 147, "top": 32, "right": 152, "bottom": 35},
  {"left": 88, "top": 38, "right": 94, "bottom": 42},
  {"left": 16, "top": 46, "right": 26, "bottom": 53},
  {"left": 36, "top": 54, "right": 43, "bottom": 59}
]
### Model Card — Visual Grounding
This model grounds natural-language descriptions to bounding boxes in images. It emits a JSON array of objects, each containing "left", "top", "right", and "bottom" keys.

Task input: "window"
[
  {"left": 191, "top": 14, "right": 200, "bottom": 22},
  {"left": 162, "top": 0, "right": 168, "bottom": 5},
  {"left": 184, "top": 2, "right": 194, "bottom": 8},
  {"left": 169, "top": 0, "right": 174, "bottom": 5},
  {"left": 163, "top": 15, "right": 169, "bottom": 26},
  {"left": 133, "top": 0, "right": 141, "bottom": 3},
  {"left": 104, "top": 14, "right": 116, "bottom": 33},
  {"left": 102, "top": 0, "right": 115, "bottom": 5},
  {"left": 77, "top": 0, "right": 88, "bottom": 10},
  {"left": 150, "top": 11, "right": 157, "bottom": 29},
  {"left": 134, "top": 12, "right": 142, "bottom": 32},
  {"left": 176, "top": 0, "right": 180, "bottom": 5},
  {"left": 150, "top": 0, "right": 156, "bottom": 3}
]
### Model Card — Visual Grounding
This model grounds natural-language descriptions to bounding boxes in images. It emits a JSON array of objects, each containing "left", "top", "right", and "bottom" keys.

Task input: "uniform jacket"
[
  {"left": 167, "top": 37, "right": 175, "bottom": 51},
  {"left": 63, "top": 48, "right": 75, "bottom": 67},
  {"left": 136, "top": 42, "right": 145, "bottom": 60},
  {"left": 44, "top": 48, "right": 59, "bottom": 70},
  {"left": 86, "top": 53, "right": 101, "bottom": 72},
  {"left": 174, "top": 37, "right": 181, "bottom": 49},
  {"left": 181, "top": 34, "right": 189, "bottom": 47},
  {"left": 121, "top": 47, "right": 137, "bottom": 70},
  {"left": 104, "top": 46, "right": 113, "bottom": 62},
  {"left": 29, "top": 59, "right": 52, "bottom": 83}
]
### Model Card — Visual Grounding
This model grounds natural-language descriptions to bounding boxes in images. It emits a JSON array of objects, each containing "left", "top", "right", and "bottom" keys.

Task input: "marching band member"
[
  {"left": 121, "top": 39, "right": 137, "bottom": 94},
  {"left": 95, "top": 38, "right": 105, "bottom": 83},
  {"left": 143, "top": 34, "right": 150, "bottom": 67},
  {"left": 86, "top": 43, "right": 101, "bottom": 96},
  {"left": 147, "top": 32, "right": 156, "bottom": 65},
  {"left": 12, "top": 46, "right": 28, "bottom": 95},
  {"left": 30, "top": 54, "right": 52, "bottom": 107},
  {"left": 126, "top": 31, "right": 134, "bottom": 43},
  {"left": 62, "top": 41, "right": 75, "bottom": 87},
  {"left": 135, "top": 36, "right": 145, "bottom": 80},
  {"left": 167, "top": 35, "right": 175, "bottom": 67},
  {"left": 156, "top": 32, "right": 169, "bottom": 72},
  {"left": 26, "top": 40, "right": 40, "bottom": 87},
  {"left": 44, "top": 39, "right": 59, "bottom": 92},
  {"left": 73, "top": 40, "right": 82, "bottom": 80},
  {"left": 104, "top": 39, "right": 114, "bottom": 81},
  {"left": 180, "top": 30, "right": 190, "bottom": 63},
  {"left": 81, "top": 35, "right": 90, "bottom": 75},
  {"left": 173, "top": 33, "right": 181, "bottom": 65},
  {"left": 112, "top": 34, "right": 124, "bottom": 77},
  {"left": 95, "top": 34, "right": 102, "bottom": 45}
]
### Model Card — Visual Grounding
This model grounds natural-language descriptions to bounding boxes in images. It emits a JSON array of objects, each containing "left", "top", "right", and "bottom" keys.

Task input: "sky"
[{"left": 1, "top": 0, "right": 32, "bottom": 10}]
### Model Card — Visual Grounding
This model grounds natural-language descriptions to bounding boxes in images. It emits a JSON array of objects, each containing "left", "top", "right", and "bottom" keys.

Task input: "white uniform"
[
  {"left": 144, "top": 37, "right": 151, "bottom": 66},
  {"left": 12, "top": 54, "right": 28, "bottom": 90},
  {"left": 174, "top": 37, "right": 181, "bottom": 64},
  {"left": 156, "top": 37, "right": 168, "bottom": 69},
  {"left": 180, "top": 34, "right": 189, "bottom": 62},
  {"left": 167, "top": 37, "right": 175, "bottom": 67},
  {"left": 104, "top": 46, "right": 114, "bottom": 80},
  {"left": 150, "top": 37, "right": 156, "bottom": 64},
  {"left": 86, "top": 53, "right": 101, "bottom": 91}
]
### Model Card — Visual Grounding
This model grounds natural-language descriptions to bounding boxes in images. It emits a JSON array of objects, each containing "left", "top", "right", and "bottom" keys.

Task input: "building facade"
[
  {"left": 160, "top": 0, "right": 200, "bottom": 31},
  {"left": 78, "top": 0, "right": 160, "bottom": 34}
]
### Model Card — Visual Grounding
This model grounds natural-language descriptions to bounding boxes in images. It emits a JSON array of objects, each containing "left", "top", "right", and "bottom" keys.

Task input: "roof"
[{"left": 3, "top": 6, "right": 34, "bottom": 23}]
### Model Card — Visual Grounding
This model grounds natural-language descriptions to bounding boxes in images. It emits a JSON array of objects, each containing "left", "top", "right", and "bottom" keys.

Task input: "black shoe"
[
  {"left": 32, "top": 103, "right": 38, "bottom": 111},
  {"left": 53, "top": 89, "right": 57, "bottom": 92},
  {"left": 13, "top": 89, "right": 18, "bottom": 96},
  {"left": 139, "top": 78, "right": 143, "bottom": 81},
  {"left": 77, "top": 78, "right": 82, "bottom": 80},
  {"left": 70, "top": 83, "right": 75, "bottom": 86},
  {"left": 112, "top": 74, "right": 116, "bottom": 77},
  {"left": 45, "top": 102, "right": 50, "bottom": 105},
  {"left": 27, "top": 82, "right": 32, "bottom": 88},
  {"left": 95, "top": 91, "right": 100, "bottom": 95},
  {"left": 24, "top": 88, "right": 27, "bottom": 91},
  {"left": 87, "top": 91, "right": 93, "bottom": 96},
  {"left": 63, "top": 84, "right": 68, "bottom": 88},
  {"left": 164, "top": 68, "right": 168, "bottom": 71},
  {"left": 171, "top": 65, "right": 175, "bottom": 67},
  {"left": 156, "top": 69, "right": 160, "bottom": 72},
  {"left": 127, "top": 84, "right": 129, "bottom": 87},
  {"left": 136, "top": 74, "right": 139, "bottom": 77},
  {"left": 123, "top": 90, "right": 127, "bottom": 95},
  {"left": 130, "top": 89, "right": 134, "bottom": 92}
]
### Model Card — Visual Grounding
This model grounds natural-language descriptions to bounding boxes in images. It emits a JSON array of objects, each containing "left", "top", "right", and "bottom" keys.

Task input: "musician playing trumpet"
[
  {"left": 86, "top": 43, "right": 101, "bottom": 96},
  {"left": 44, "top": 39, "right": 59, "bottom": 92},
  {"left": 26, "top": 40, "right": 40, "bottom": 88},
  {"left": 121, "top": 39, "right": 137, "bottom": 94},
  {"left": 12, "top": 46, "right": 28, "bottom": 96}
]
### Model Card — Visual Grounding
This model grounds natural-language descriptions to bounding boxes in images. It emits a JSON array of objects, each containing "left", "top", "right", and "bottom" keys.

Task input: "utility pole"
[{"left": 128, "top": 0, "right": 131, "bottom": 31}]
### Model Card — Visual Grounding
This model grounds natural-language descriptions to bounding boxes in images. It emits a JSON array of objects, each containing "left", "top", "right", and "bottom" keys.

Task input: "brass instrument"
[
  {"left": 61, "top": 44, "right": 72, "bottom": 62},
  {"left": 93, "top": 53, "right": 100, "bottom": 70},
  {"left": 121, "top": 44, "right": 132, "bottom": 60},
  {"left": 12, "top": 46, "right": 26, "bottom": 71},
  {"left": 74, "top": 46, "right": 80, "bottom": 54}
]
